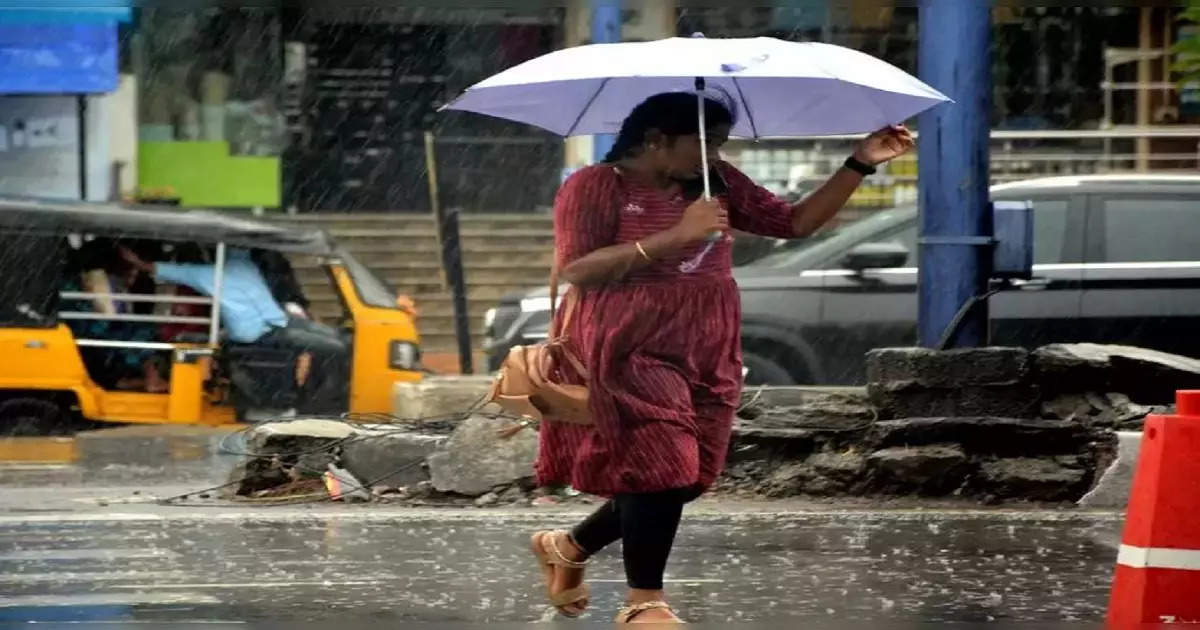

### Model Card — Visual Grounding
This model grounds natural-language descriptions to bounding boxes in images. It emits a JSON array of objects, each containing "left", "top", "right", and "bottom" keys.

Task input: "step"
[
  {"left": 295, "top": 268, "right": 546, "bottom": 289},
  {"left": 305, "top": 281, "right": 534, "bottom": 304},
  {"left": 281, "top": 212, "right": 551, "bottom": 226},
  {"left": 420, "top": 332, "right": 488, "bottom": 353},
  {"left": 327, "top": 227, "right": 554, "bottom": 241},
  {"left": 296, "top": 259, "right": 550, "bottom": 273},
  {"left": 305, "top": 300, "right": 497, "bottom": 326},
  {"left": 340, "top": 247, "right": 554, "bottom": 267},
  {"left": 331, "top": 233, "right": 554, "bottom": 251}
]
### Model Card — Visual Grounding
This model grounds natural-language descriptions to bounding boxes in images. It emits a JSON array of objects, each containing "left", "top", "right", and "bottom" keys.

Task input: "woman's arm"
[
  {"left": 789, "top": 125, "right": 915, "bottom": 237},
  {"left": 789, "top": 165, "right": 869, "bottom": 237},
  {"left": 725, "top": 125, "right": 916, "bottom": 240}
]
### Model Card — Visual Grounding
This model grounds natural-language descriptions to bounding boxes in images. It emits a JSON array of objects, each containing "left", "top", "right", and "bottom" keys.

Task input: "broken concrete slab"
[
  {"left": 392, "top": 375, "right": 498, "bottom": 420},
  {"left": 1032, "top": 344, "right": 1200, "bottom": 405},
  {"left": 738, "top": 388, "right": 875, "bottom": 429},
  {"left": 226, "top": 418, "right": 452, "bottom": 497},
  {"left": 869, "top": 384, "right": 1039, "bottom": 420},
  {"left": 339, "top": 429, "right": 446, "bottom": 489},
  {"left": 227, "top": 419, "right": 353, "bottom": 495},
  {"left": 426, "top": 415, "right": 538, "bottom": 496},
  {"left": 865, "top": 444, "right": 969, "bottom": 495},
  {"left": 1041, "top": 392, "right": 1162, "bottom": 430},
  {"left": 1078, "top": 431, "right": 1143, "bottom": 508},
  {"left": 973, "top": 457, "right": 1088, "bottom": 502},
  {"left": 867, "top": 417, "right": 1091, "bottom": 456}
]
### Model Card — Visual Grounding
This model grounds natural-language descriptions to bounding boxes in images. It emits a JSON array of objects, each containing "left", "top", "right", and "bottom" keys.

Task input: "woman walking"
[{"left": 530, "top": 91, "right": 913, "bottom": 623}]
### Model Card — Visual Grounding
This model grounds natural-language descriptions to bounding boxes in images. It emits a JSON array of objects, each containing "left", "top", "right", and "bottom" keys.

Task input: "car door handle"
[{"left": 1011, "top": 277, "right": 1051, "bottom": 290}]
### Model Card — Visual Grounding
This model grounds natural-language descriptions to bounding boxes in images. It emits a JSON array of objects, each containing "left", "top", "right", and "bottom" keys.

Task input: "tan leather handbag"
[{"left": 488, "top": 265, "right": 592, "bottom": 430}]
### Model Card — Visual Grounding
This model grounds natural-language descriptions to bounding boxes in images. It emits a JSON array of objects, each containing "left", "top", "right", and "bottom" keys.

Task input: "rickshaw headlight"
[{"left": 389, "top": 340, "right": 421, "bottom": 371}]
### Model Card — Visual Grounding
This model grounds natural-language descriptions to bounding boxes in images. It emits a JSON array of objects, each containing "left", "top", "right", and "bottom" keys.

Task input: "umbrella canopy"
[{"left": 443, "top": 35, "right": 950, "bottom": 138}]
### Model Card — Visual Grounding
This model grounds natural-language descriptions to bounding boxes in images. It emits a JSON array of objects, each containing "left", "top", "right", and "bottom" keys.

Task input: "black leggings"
[{"left": 568, "top": 486, "right": 703, "bottom": 590}]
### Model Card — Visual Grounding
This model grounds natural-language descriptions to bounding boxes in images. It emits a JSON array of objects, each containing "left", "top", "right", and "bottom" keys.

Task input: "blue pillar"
[
  {"left": 590, "top": 0, "right": 621, "bottom": 163},
  {"left": 916, "top": 0, "right": 993, "bottom": 348}
]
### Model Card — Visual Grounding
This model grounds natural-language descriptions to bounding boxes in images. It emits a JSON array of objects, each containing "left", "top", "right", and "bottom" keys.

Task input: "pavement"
[{"left": 0, "top": 425, "right": 1129, "bottom": 625}]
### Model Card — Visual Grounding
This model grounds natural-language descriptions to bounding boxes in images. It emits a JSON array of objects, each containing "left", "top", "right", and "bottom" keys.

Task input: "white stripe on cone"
[{"left": 1118, "top": 544, "right": 1200, "bottom": 571}]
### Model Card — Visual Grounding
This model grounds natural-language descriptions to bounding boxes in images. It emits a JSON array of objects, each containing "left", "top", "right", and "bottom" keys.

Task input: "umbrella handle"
[{"left": 697, "top": 78, "right": 721, "bottom": 242}]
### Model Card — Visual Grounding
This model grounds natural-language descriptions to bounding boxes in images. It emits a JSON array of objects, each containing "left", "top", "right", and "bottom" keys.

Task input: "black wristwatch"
[{"left": 843, "top": 155, "right": 877, "bottom": 176}]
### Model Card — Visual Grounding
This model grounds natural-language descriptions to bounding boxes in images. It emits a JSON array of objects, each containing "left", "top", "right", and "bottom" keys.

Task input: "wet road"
[{"left": 0, "top": 501, "right": 1123, "bottom": 624}]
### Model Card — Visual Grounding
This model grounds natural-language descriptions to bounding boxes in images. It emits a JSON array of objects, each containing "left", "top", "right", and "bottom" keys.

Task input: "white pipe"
[
  {"left": 209, "top": 242, "right": 225, "bottom": 348},
  {"left": 60, "top": 312, "right": 211, "bottom": 325},
  {"left": 59, "top": 291, "right": 213, "bottom": 305},
  {"left": 75, "top": 339, "right": 185, "bottom": 351}
]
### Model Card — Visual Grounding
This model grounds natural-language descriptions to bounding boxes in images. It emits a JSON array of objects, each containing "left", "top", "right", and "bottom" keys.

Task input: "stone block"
[
  {"left": 973, "top": 457, "right": 1088, "bottom": 502},
  {"left": 866, "top": 347, "right": 1029, "bottom": 389},
  {"left": 807, "top": 450, "right": 866, "bottom": 484},
  {"left": 426, "top": 414, "right": 538, "bottom": 496},
  {"left": 865, "top": 444, "right": 969, "bottom": 495},
  {"left": 392, "top": 375, "right": 498, "bottom": 421}
]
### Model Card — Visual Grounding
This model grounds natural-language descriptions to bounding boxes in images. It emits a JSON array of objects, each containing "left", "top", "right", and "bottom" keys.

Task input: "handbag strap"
[{"left": 548, "top": 262, "right": 578, "bottom": 341}]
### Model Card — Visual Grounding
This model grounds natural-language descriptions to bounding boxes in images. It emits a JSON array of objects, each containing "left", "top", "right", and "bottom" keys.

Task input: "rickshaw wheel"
[{"left": 0, "top": 398, "right": 66, "bottom": 437}]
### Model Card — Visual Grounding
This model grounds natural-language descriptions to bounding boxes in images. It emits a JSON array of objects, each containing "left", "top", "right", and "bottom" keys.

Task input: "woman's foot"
[
  {"left": 616, "top": 590, "right": 684, "bottom": 623},
  {"left": 530, "top": 530, "right": 589, "bottom": 617},
  {"left": 616, "top": 595, "right": 684, "bottom": 624}
]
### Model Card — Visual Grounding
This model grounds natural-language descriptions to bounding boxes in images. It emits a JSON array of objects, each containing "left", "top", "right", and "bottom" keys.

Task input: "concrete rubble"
[{"left": 223, "top": 343, "right": 1193, "bottom": 507}]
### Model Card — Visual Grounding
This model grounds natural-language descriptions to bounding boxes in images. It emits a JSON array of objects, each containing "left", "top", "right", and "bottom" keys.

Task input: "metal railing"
[
  {"left": 60, "top": 243, "right": 227, "bottom": 352},
  {"left": 724, "top": 126, "right": 1200, "bottom": 209}
]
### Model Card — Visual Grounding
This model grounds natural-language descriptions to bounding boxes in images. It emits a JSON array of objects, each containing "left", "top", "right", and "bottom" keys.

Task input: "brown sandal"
[
  {"left": 616, "top": 600, "right": 685, "bottom": 624},
  {"left": 530, "top": 530, "right": 589, "bottom": 617}
]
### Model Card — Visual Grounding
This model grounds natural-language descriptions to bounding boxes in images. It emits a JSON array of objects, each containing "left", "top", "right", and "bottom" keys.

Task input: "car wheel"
[
  {"left": 0, "top": 398, "right": 67, "bottom": 436},
  {"left": 742, "top": 352, "right": 795, "bottom": 386}
]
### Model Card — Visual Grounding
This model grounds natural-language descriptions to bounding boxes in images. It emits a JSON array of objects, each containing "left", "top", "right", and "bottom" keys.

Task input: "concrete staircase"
[{"left": 275, "top": 214, "right": 554, "bottom": 361}]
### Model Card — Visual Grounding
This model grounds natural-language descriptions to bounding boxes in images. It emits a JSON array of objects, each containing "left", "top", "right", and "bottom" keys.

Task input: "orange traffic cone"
[{"left": 1107, "top": 390, "right": 1200, "bottom": 627}]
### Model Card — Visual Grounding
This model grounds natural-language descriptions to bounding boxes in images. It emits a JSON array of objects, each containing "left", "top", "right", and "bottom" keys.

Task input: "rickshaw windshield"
[{"left": 338, "top": 250, "right": 398, "bottom": 309}]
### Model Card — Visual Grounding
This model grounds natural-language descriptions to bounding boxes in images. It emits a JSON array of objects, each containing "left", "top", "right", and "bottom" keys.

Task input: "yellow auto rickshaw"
[{"left": 0, "top": 198, "right": 422, "bottom": 433}]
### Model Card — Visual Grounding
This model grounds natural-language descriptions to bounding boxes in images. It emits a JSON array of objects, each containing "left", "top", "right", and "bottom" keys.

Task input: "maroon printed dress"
[{"left": 535, "top": 161, "right": 796, "bottom": 497}]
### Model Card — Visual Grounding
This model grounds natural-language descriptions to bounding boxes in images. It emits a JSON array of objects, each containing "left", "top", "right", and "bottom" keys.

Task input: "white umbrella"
[{"left": 443, "top": 34, "right": 950, "bottom": 199}]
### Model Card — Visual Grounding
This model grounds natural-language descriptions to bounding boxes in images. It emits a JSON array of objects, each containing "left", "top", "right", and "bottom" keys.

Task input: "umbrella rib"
[
  {"left": 565, "top": 77, "right": 611, "bottom": 137},
  {"left": 730, "top": 76, "right": 759, "bottom": 139}
]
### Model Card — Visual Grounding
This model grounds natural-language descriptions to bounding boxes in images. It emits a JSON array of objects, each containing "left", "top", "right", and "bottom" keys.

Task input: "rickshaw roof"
[{"left": 0, "top": 197, "right": 335, "bottom": 254}]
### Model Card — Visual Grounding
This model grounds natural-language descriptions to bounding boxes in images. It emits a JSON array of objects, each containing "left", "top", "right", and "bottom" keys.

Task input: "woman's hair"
[{"left": 603, "top": 91, "right": 737, "bottom": 163}]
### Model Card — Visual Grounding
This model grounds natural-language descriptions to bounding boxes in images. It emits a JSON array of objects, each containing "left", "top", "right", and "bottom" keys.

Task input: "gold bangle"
[{"left": 634, "top": 241, "right": 652, "bottom": 262}]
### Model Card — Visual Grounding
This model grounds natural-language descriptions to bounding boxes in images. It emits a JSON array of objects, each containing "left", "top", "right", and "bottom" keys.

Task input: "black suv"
[{"left": 483, "top": 175, "right": 1200, "bottom": 385}]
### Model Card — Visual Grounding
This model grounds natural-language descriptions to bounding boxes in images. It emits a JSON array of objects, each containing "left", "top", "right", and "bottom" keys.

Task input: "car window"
[
  {"left": 1029, "top": 199, "right": 1070, "bottom": 264},
  {"left": 1099, "top": 197, "right": 1200, "bottom": 263},
  {"left": 826, "top": 198, "right": 1070, "bottom": 268}
]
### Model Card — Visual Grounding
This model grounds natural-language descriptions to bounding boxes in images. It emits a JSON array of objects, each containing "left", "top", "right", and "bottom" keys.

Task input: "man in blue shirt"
[{"left": 119, "top": 245, "right": 348, "bottom": 414}]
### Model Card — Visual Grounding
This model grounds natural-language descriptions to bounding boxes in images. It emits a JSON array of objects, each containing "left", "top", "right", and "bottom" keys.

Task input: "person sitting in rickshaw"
[{"left": 117, "top": 245, "right": 348, "bottom": 413}]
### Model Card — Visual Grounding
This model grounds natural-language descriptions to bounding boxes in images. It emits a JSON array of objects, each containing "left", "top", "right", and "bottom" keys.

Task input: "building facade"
[{"left": 122, "top": 4, "right": 1198, "bottom": 213}]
